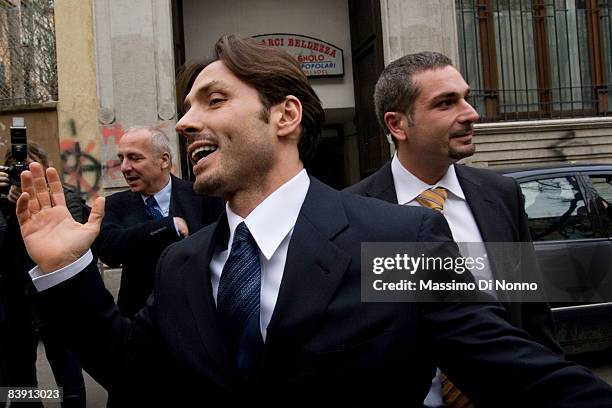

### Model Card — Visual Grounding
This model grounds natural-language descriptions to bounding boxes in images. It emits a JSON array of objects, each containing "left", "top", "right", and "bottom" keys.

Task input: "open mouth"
[{"left": 190, "top": 144, "right": 218, "bottom": 164}]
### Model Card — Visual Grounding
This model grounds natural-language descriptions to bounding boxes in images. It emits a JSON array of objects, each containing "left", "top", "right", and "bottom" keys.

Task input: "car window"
[
  {"left": 589, "top": 175, "right": 612, "bottom": 202},
  {"left": 587, "top": 175, "right": 612, "bottom": 236},
  {"left": 520, "top": 176, "right": 592, "bottom": 241}
]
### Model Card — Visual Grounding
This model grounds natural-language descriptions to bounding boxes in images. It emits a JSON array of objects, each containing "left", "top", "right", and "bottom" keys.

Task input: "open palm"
[{"left": 16, "top": 163, "right": 105, "bottom": 273}]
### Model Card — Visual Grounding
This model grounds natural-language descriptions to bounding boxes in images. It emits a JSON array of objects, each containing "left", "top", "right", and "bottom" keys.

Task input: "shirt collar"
[
  {"left": 225, "top": 169, "right": 310, "bottom": 260},
  {"left": 391, "top": 154, "right": 465, "bottom": 204},
  {"left": 141, "top": 176, "right": 172, "bottom": 213}
]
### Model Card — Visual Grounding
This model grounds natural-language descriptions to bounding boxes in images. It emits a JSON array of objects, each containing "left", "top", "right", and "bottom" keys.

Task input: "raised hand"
[
  {"left": 0, "top": 168, "right": 8, "bottom": 191},
  {"left": 16, "top": 162, "right": 105, "bottom": 273}
]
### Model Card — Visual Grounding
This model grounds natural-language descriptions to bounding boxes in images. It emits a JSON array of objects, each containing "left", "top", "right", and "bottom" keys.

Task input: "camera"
[{"left": 0, "top": 117, "right": 28, "bottom": 195}]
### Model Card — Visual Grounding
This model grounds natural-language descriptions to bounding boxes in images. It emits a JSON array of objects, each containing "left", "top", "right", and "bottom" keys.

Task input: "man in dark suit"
[
  {"left": 346, "top": 51, "right": 560, "bottom": 407},
  {"left": 94, "top": 126, "right": 223, "bottom": 316},
  {"left": 14, "top": 35, "right": 612, "bottom": 406}
]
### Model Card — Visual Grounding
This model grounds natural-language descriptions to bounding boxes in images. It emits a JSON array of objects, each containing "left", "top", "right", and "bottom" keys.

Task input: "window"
[
  {"left": 589, "top": 174, "right": 612, "bottom": 201},
  {"left": 520, "top": 176, "right": 593, "bottom": 240},
  {"left": 587, "top": 174, "right": 612, "bottom": 234},
  {"left": 0, "top": 0, "right": 57, "bottom": 108},
  {"left": 456, "top": 0, "right": 612, "bottom": 122}
]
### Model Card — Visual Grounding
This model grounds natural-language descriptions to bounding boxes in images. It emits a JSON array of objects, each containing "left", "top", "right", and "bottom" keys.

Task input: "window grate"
[
  {"left": 0, "top": 0, "right": 57, "bottom": 109},
  {"left": 456, "top": 0, "right": 612, "bottom": 122}
]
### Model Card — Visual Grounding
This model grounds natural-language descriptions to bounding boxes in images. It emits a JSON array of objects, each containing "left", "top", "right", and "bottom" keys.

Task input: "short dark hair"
[
  {"left": 374, "top": 51, "right": 453, "bottom": 135},
  {"left": 177, "top": 34, "right": 325, "bottom": 165}
]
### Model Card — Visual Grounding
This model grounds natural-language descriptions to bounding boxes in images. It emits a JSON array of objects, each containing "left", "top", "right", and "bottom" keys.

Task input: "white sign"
[{"left": 253, "top": 33, "right": 344, "bottom": 78}]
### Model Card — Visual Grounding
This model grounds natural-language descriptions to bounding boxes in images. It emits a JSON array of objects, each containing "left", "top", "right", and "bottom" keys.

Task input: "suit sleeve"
[
  {"left": 422, "top": 298, "right": 612, "bottom": 407},
  {"left": 93, "top": 197, "right": 180, "bottom": 267},
  {"left": 416, "top": 210, "right": 612, "bottom": 407},
  {"left": 33, "top": 261, "right": 161, "bottom": 393}
]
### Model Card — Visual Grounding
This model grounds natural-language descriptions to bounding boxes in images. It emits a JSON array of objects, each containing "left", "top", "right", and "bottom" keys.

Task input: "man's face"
[
  {"left": 176, "top": 60, "right": 275, "bottom": 198},
  {"left": 118, "top": 129, "right": 170, "bottom": 195},
  {"left": 403, "top": 66, "right": 479, "bottom": 165}
]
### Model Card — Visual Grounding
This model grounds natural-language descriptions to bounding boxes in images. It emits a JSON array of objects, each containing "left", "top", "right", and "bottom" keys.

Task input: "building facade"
[{"left": 2, "top": 0, "right": 611, "bottom": 198}]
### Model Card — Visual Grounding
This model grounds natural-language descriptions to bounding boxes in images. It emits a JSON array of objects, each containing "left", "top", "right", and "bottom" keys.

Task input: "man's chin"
[
  {"left": 127, "top": 184, "right": 142, "bottom": 193},
  {"left": 449, "top": 145, "right": 475, "bottom": 161},
  {"left": 194, "top": 177, "right": 223, "bottom": 197}
]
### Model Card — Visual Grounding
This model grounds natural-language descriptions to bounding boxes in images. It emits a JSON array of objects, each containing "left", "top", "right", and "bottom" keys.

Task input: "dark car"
[{"left": 500, "top": 164, "right": 612, "bottom": 354}]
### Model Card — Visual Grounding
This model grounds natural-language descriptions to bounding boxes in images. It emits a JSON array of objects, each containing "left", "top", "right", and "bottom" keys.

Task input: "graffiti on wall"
[
  {"left": 101, "top": 123, "right": 125, "bottom": 182},
  {"left": 59, "top": 121, "right": 126, "bottom": 202},
  {"left": 60, "top": 122, "right": 181, "bottom": 202},
  {"left": 60, "top": 138, "right": 102, "bottom": 200},
  {"left": 101, "top": 122, "right": 124, "bottom": 146},
  {"left": 548, "top": 131, "right": 580, "bottom": 162}
]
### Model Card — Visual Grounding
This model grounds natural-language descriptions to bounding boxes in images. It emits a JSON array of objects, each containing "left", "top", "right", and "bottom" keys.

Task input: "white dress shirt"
[
  {"left": 392, "top": 155, "right": 483, "bottom": 243},
  {"left": 142, "top": 177, "right": 172, "bottom": 217},
  {"left": 29, "top": 169, "right": 310, "bottom": 343},
  {"left": 391, "top": 154, "right": 493, "bottom": 283},
  {"left": 142, "top": 176, "right": 180, "bottom": 235},
  {"left": 391, "top": 155, "right": 493, "bottom": 408},
  {"left": 210, "top": 169, "right": 309, "bottom": 341}
]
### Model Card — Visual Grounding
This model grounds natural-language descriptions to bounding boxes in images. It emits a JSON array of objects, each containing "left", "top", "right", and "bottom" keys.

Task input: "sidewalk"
[{"left": 36, "top": 341, "right": 107, "bottom": 408}]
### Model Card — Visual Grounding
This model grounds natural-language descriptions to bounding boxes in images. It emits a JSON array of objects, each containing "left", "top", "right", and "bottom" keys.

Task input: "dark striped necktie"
[
  {"left": 216, "top": 221, "right": 263, "bottom": 376},
  {"left": 144, "top": 196, "right": 164, "bottom": 220}
]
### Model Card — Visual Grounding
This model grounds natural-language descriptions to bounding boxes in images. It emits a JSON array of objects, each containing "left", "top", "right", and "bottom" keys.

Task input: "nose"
[
  {"left": 176, "top": 110, "right": 201, "bottom": 144},
  {"left": 120, "top": 158, "right": 130, "bottom": 173},
  {"left": 459, "top": 99, "right": 479, "bottom": 124}
]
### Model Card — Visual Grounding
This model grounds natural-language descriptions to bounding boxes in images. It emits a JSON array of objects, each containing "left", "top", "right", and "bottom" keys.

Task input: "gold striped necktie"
[
  {"left": 415, "top": 187, "right": 448, "bottom": 212},
  {"left": 416, "top": 187, "right": 474, "bottom": 408}
]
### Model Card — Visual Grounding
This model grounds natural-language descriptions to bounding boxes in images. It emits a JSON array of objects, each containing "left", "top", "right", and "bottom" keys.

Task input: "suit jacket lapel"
[
  {"left": 265, "top": 179, "right": 351, "bottom": 354},
  {"left": 168, "top": 175, "right": 180, "bottom": 217},
  {"left": 454, "top": 165, "right": 503, "bottom": 242},
  {"left": 181, "top": 215, "right": 241, "bottom": 382},
  {"left": 455, "top": 165, "right": 516, "bottom": 304},
  {"left": 128, "top": 190, "right": 150, "bottom": 222},
  {"left": 169, "top": 175, "right": 203, "bottom": 228},
  {"left": 180, "top": 179, "right": 351, "bottom": 374},
  {"left": 364, "top": 161, "right": 399, "bottom": 204}
]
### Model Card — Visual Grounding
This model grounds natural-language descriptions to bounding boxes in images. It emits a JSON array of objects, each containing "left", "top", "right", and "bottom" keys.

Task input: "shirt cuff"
[
  {"left": 29, "top": 250, "right": 94, "bottom": 292},
  {"left": 172, "top": 217, "right": 180, "bottom": 237}
]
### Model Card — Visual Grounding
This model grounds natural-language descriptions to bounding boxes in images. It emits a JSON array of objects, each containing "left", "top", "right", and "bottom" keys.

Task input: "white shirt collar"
[
  {"left": 141, "top": 176, "right": 172, "bottom": 214},
  {"left": 225, "top": 169, "right": 310, "bottom": 260},
  {"left": 391, "top": 154, "right": 465, "bottom": 205}
]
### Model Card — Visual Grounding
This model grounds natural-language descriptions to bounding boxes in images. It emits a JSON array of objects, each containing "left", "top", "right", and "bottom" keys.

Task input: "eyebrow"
[
  {"left": 117, "top": 152, "right": 142, "bottom": 158},
  {"left": 429, "top": 88, "right": 471, "bottom": 105}
]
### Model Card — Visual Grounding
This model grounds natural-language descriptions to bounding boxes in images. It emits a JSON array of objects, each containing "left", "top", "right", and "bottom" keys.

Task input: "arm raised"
[{"left": 16, "top": 162, "right": 105, "bottom": 273}]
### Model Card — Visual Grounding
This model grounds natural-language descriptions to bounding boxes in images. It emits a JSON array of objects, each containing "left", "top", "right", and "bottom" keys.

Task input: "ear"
[
  {"left": 276, "top": 95, "right": 302, "bottom": 138},
  {"left": 160, "top": 152, "right": 171, "bottom": 169},
  {"left": 384, "top": 111, "right": 409, "bottom": 142}
]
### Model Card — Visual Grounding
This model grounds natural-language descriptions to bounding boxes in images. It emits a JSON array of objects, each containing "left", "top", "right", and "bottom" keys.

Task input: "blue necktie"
[
  {"left": 217, "top": 222, "right": 263, "bottom": 375},
  {"left": 145, "top": 196, "right": 164, "bottom": 220}
]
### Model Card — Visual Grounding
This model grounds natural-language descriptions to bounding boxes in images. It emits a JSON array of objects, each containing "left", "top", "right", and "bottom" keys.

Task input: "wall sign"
[{"left": 253, "top": 33, "right": 344, "bottom": 78}]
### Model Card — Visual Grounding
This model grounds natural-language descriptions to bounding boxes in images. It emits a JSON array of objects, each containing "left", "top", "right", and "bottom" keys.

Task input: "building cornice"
[{"left": 475, "top": 117, "right": 612, "bottom": 134}]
